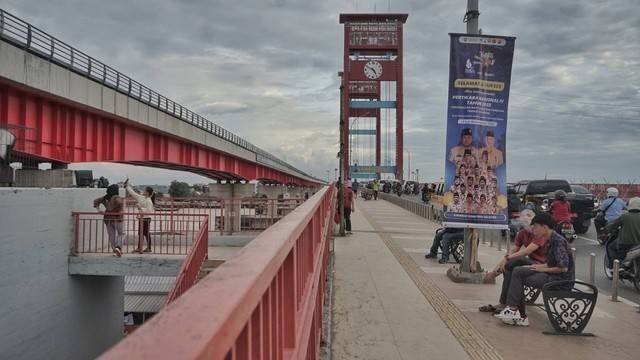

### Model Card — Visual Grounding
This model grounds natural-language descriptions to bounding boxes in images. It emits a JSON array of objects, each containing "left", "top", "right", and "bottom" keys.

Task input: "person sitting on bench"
[
  {"left": 495, "top": 213, "right": 574, "bottom": 327},
  {"left": 479, "top": 209, "right": 548, "bottom": 314},
  {"left": 425, "top": 227, "right": 464, "bottom": 264}
]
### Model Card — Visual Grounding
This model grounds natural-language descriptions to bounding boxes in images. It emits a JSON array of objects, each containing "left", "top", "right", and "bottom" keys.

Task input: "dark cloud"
[{"left": 1, "top": 0, "right": 638, "bottom": 184}]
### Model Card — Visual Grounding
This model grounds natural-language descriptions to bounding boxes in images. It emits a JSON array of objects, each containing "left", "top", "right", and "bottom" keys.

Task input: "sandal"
[{"left": 479, "top": 304, "right": 499, "bottom": 313}]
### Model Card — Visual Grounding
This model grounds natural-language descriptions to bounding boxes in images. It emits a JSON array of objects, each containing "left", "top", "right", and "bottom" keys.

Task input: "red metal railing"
[
  {"left": 124, "top": 197, "right": 304, "bottom": 235},
  {"left": 100, "top": 185, "right": 336, "bottom": 360},
  {"left": 165, "top": 217, "right": 209, "bottom": 305},
  {"left": 71, "top": 212, "right": 208, "bottom": 255}
]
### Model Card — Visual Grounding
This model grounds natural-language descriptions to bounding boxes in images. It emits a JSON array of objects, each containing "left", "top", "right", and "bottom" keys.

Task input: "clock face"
[{"left": 363, "top": 60, "right": 383, "bottom": 80}]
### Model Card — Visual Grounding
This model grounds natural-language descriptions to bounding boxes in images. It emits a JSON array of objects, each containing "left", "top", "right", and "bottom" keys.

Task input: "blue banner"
[{"left": 443, "top": 34, "right": 515, "bottom": 229}]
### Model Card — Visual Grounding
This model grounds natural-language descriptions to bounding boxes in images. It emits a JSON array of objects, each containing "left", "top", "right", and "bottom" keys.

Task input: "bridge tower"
[{"left": 339, "top": 13, "right": 408, "bottom": 181}]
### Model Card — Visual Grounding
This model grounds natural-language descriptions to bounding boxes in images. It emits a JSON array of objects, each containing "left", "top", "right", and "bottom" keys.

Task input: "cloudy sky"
[{"left": 2, "top": 0, "right": 639, "bottom": 184}]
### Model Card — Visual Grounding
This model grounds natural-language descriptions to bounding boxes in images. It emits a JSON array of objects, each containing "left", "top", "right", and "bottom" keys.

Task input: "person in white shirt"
[{"left": 124, "top": 179, "right": 156, "bottom": 253}]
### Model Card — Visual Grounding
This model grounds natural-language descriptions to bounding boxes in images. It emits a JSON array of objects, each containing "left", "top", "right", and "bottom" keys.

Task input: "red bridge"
[{"left": 0, "top": 9, "right": 318, "bottom": 186}]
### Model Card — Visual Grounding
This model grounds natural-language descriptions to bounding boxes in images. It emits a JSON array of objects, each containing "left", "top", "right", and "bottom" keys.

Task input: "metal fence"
[
  {"left": 71, "top": 212, "right": 209, "bottom": 255},
  {"left": 378, "top": 192, "right": 507, "bottom": 249},
  {"left": 124, "top": 197, "right": 304, "bottom": 235},
  {"left": 101, "top": 185, "right": 336, "bottom": 359},
  {"left": 165, "top": 218, "right": 209, "bottom": 305},
  {"left": 0, "top": 8, "right": 315, "bottom": 182}
]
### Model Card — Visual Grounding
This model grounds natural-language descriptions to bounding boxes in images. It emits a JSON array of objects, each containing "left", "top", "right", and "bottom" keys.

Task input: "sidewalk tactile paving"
[{"left": 360, "top": 203, "right": 503, "bottom": 360}]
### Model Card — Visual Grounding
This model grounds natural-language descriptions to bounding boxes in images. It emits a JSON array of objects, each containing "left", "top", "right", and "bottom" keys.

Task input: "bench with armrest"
[{"left": 524, "top": 280, "right": 598, "bottom": 336}]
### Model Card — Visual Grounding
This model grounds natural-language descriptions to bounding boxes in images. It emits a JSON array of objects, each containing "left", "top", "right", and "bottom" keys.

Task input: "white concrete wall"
[{"left": 0, "top": 188, "right": 124, "bottom": 360}]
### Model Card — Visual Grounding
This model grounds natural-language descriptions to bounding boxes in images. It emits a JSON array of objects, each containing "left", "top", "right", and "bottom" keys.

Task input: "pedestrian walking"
[
  {"left": 125, "top": 179, "right": 156, "bottom": 253},
  {"left": 372, "top": 179, "right": 379, "bottom": 200},
  {"left": 93, "top": 184, "right": 125, "bottom": 257},
  {"left": 351, "top": 179, "right": 359, "bottom": 197},
  {"left": 344, "top": 183, "right": 354, "bottom": 234}
]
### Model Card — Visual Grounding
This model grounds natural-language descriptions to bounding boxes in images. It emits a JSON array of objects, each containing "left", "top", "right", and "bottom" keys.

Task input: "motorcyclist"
[
  {"left": 605, "top": 197, "right": 640, "bottom": 268},
  {"left": 421, "top": 183, "right": 430, "bottom": 203},
  {"left": 550, "top": 190, "right": 572, "bottom": 224},
  {"left": 595, "top": 187, "right": 626, "bottom": 235}
]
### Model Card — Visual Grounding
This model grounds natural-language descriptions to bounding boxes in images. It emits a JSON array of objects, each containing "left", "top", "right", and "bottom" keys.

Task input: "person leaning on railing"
[
  {"left": 124, "top": 179, "right": 156, "bottom": 254},
  {"left": 93, "top": 184, "right": 125, "bottom": 257}
]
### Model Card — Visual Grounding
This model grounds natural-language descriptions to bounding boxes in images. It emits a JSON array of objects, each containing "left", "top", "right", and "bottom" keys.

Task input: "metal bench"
[{"left": 525, "top": 281, "right": 598, "bottom": 336}]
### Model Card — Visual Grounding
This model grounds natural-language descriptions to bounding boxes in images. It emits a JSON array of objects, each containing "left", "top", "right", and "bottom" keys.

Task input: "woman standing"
[
  {"left": 125, "top": 180, "right": 155, "bottom": 253},
  {"left": 93, "top": 184, "right": 125, "bottom": 257}
]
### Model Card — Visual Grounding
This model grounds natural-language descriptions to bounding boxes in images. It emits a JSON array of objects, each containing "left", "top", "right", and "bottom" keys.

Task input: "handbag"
[{"left": 595, "top": 198, "right": 617, "bottom": 224}]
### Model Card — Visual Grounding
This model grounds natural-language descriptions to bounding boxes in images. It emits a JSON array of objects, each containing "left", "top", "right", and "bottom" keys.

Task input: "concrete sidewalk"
[{"left": 331, "top": 198, "right": 640, "bottom": 360}]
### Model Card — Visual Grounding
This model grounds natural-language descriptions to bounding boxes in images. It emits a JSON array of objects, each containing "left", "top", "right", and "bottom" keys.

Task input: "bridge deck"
[
  {"left": 332, "top": 198, "right": 640, "bottom": 360},
  {"left": 68, "top": 245, "right": 243, "bottom": 276}
]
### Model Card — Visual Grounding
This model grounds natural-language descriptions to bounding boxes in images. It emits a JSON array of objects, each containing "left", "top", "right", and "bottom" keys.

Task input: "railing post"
[
  {"left": 0, "top": 10, "right": 5, "bottom": 36},
  {"left": 138, "top": 215, "right": 144, "bottom": 252},
  {"left": 72, "top": 213, "right": 79, "bottom": 255},
  {"left": 26, "top": 24, "right": 32, "bottom": 49}
]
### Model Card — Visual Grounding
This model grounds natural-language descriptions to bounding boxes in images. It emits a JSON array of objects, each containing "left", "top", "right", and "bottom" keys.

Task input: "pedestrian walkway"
[{"left": 331, "top": 198, "right": 640, "bottom": 360}]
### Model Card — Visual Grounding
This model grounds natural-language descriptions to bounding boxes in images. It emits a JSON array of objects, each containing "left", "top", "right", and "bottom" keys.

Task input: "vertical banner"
[{"left": 443, "top": 33, "right": 515, "bottom": 229}]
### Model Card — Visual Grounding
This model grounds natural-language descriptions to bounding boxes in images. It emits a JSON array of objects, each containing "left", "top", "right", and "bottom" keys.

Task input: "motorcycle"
[
  {"left": 603, "top": 231, "right": 640, "bottom": 292},
  {"left": 541, "top": 199, "right": 577, "bottom": 244},
  {"left": 382, "top": 181, "right": 391, "bottom": 193},
  {"left": 421, "top": 186, "right": 430, "bottom": 204},
  {"left": 556, "top": 220, "right": 577, "bottom": 244}
]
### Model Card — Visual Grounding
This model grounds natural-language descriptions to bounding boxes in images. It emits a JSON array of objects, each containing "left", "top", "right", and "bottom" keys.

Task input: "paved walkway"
[{"left": 331, "top": 198, "right": 640, "bottom": 360}]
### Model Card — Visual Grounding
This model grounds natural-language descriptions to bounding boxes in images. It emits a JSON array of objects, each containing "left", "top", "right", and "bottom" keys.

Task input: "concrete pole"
[
  {"left": 612, "top": 260, "right": 620, "bottom": 302},
  {"left": 588, "top": 253, "right": 596, "bottom": 285}
]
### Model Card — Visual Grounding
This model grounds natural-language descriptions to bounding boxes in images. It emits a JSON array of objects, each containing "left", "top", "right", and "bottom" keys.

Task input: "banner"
[{"left": 443, "top": 33, "right": 515, "bottom": 229}]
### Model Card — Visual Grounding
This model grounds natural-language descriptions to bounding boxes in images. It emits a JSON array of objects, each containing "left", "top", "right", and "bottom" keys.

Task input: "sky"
[{"left": 1, "top": 0, "right": 639, "bottom": 185}]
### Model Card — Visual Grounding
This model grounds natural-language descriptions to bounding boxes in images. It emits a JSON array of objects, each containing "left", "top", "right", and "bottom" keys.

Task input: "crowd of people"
[
  {"left": 447, "top": 128, "right": 505, "bottom": 215},
  {"left": 423, "top": 186, "right": 640, "bottom": 327}
]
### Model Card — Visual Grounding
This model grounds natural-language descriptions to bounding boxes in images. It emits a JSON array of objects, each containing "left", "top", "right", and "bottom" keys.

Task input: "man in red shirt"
[
  {"left": 479, "top": 209, "right": 548, "bottom": 313},
  {"left": 343, "top": 183, "right": 354, "bottom": 234}
]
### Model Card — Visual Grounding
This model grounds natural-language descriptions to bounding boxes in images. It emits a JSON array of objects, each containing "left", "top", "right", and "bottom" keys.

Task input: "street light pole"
[
  {"left": 462, "top": 0, "right": 480, "bottom": 274},
  {"left": 338, "top": 72, "right": 345, "bottom": 236}
]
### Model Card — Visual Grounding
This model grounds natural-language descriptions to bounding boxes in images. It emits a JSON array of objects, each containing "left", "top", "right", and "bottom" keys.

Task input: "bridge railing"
[
  {"left": 165, "top": 217, "right": 209, "bottom": 305},
  {"left": 100, "top": 185, "right": 336, "bottom": 360},
  {"left": 0, "top": 8, "right": 315, "bottom": 181},
  {"left": 71, "top": 212, "right": 208, "bottom": 255},
  {"left": 124, "top": 197, "right": 305, "bottom": 234}
]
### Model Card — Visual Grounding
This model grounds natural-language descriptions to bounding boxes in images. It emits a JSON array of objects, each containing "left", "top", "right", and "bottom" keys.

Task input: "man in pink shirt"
[{"left": 343, "top": 184, "right": 354, "bottom": 234}]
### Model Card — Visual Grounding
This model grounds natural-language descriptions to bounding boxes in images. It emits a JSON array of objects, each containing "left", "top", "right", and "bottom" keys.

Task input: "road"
[{"left": 391, "top": 192, "right": 640, "bottom": 304}]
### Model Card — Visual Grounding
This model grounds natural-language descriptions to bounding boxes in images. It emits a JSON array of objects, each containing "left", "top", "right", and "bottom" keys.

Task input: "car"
[{"left": 513, "top": 180, "right": 595, "bottom": 234}]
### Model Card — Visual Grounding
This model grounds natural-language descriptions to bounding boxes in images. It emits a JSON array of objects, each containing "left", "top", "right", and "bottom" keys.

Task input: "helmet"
[
  {"left": 628, "top": 197, "right": 640, "bottom": 211},
  {"left": 606, "top": 187, "right": 619, "bottom": 198},
  {"left": 554, "top": 190, "right": 567, "bottom": 201}
]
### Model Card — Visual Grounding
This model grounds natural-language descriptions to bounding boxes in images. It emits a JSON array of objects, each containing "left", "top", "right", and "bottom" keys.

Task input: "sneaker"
[
  {"left": 494, "top": 307, "right": 521, "bottom": 320},
  {"left": 502, "top": 316, "right": 529, "bottom": 327},
  {"left": 425, "top": 253, "right": 438, "bottom": 259},
  {"left": 114, "top": 247, "right": 122, "bottom": 257},
  {"left": 438, "top": 258, "right": 449, "bottom": 264},
  {"left": 143, "top": 247, "right": 152, "bottom": 253}
]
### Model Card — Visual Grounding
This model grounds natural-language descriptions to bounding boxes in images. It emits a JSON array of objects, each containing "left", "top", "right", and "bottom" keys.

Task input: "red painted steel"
[
  {"left": 99, "top": 185, "right": 336, "bottom": 360},
  {"left": 340, "top": 14, "right": 407, "bottom": 180},
  {"left": 0, "top": 83, "right": 317, "bottom": 186},
  {"left": 165, "top": 217, "right": 209, "bottom": 305}
]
